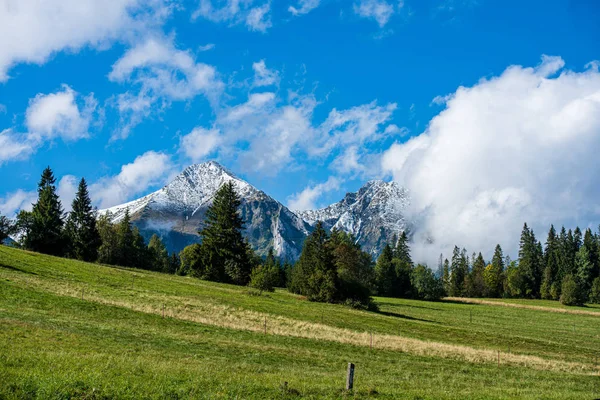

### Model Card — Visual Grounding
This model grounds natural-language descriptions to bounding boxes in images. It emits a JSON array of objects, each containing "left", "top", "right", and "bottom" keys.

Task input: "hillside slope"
[{"left": 1, "top": 246, "right": 599, "bottom": 399}]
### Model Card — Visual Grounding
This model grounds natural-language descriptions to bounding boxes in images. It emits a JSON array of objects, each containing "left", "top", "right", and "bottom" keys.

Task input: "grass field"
[{"left": 1, "top": 246, "right": 600, "bottom": 399}]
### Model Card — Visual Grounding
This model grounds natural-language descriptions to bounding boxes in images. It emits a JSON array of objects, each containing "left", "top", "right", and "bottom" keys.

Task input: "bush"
[
  {"left": 411, "top": 264, "right": 445, "bottom": 301},
  {"left": 249, "top": 264, "right": 280, "bottom": 294},
  {"left": 560, "top": 275, "right": 583, "bottom": 306}
]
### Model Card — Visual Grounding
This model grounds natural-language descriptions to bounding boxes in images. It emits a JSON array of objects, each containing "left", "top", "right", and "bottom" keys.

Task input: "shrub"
[
  {"left": 589, "top": 277, "right": 600, "bottom": 304},
  {"left": 560, "top": 275, "right": 583, "bottom": 306}
]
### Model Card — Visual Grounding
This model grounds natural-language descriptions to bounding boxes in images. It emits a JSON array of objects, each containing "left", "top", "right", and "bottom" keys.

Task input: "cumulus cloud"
[
  {"left": 0, "top": 86, "right": 97, "bottom": 165},
  {"left": 26, "top": 85, "right": 97, "bottom": 142},
  {"left": 289, "top": 0, "right": 321, "bottom": 15},
  {"left": 353, "top": 0, "right": 402, "bottom": 27},
  {"left": 90, "top": 151, "right": 173, "bottom": 208},
  {"left": 180, "top": 127, "right": 222, "bottom": 163},
  {"left": 0, "top": 0, "right": 170, "bottom": 81},
  {"left": 382, "top": 56, "right": 600, "bottom": 263},
  {"left": 288, "top": 176, "right": 341, "bottom": 211},
  {"left": 109, "top": 36, "right": 223, "bottom": 140},
  {"left": 252, "top": 60, "right": 280, "bottom": 87},
  {"left": 192, "top": 0, "right": 272, "bottom": 33},
  {"left": 0, "top": 189, "right": 36, "bottom": 217}
]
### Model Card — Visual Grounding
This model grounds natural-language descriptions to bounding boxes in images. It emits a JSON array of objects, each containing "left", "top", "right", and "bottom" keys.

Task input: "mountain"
[
  {"left": 98, "top": 161, "right": 311, "bottom": 260},
  {"left": 296, "top": 180, "right": 411, "bottom": 257},
  {"left": 99, "top": 162, "right": 411, "bottom": 259}
]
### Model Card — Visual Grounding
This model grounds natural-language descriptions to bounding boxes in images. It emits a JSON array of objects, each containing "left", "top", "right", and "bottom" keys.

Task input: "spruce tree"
[
  {"left": 518, "top": 223, "right": 541, "bottom": 297},
  {"left": 575, "top": 244, "right": 594, "bottom": 299},
  {"left": 116, "top": 210, "right": 135, "bottom": 267},
  {"left": 65, "top": 178, "right": 101, "bottom": 261},
  {"left": 198, "top": 181, "right": 252, "bottom": 284},
  {"left": 442, "top": 258, "right": 450, "bottom": 295},
  {"left": 469, "top": 252, "right": 486, "bottom": 297},
  {"left": 484, "top": 244, "right": 504, "bottom": 297},
  {"left": 25, "top": 167, "right": 65, "bottom": 255},
  {"left": 148, "top": 234, "right": 169, "bottom": 272},
  {"left": 541, "top": 225, "right": 560, "bottom": 299},
  {"left": 97, "top": 213, "right": 118, "bottom": 265},
  {"left": 450, "top": 246, "right": 465, "bottom": 296},
  {"left": 583, "top": 228, "right": 599, "bottom": 282}
]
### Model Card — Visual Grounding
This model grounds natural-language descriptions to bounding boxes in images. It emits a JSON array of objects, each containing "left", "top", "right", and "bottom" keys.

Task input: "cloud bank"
[{"left": 382, "top": 56, "right": 600, "bottom": 263}]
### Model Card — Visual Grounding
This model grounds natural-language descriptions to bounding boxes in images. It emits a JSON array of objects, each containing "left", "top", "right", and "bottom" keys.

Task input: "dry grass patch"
[{"left": 445, "top": 297, "right": 600, "bottom": 317}]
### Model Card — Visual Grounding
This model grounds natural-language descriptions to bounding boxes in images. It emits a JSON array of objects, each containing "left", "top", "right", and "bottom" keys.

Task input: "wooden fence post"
[
  {"left": 370, "top": 332, "right": 373, "bottom": 350},
  {"left": 346, "top": 363, "right": 355, "bottom": 391}
]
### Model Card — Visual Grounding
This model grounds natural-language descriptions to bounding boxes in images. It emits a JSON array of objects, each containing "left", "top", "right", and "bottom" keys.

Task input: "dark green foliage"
[
  {"left": 560, "top": 275, "right": 583, "bottom": 306},
  {"left": 541, "top": 225, "right": 560, "bottom": 299},
  {"left": 24, "top": 167, "right": 65, "bottom": 256},
  {"left": 249, "top": 261, "right": 280, "bottom": 294},
  {"left": 449, "top": 246, "right": 465, "bottom": 296},
  {"left": 64, "top": 178, "right": 101, "bottom": 262},
  {"left": 178, "top": 243, "right": 202, "bottom": 276},
  {"left": 575, "top": 244, "right": 594, "bottom": 298},
  {"left": 375, "top": 244, "right": 395, "bottom": 296},
  {"left": 197, "top": 181, "right": 253, "bottom": 285},
  {"left": 589, "top": 277, "right": 600, "bottom": 304},
  {"left": 442, "top": 258, "right": 450, "bottom": 295},
  {"left": 467, "top": 252, "right": 486, "bottom": 297},
  {"left": 484, "top": 245, "right": 504, "bottom": 297},
  {"left": 97, "top": 213, "right": 118, "bottom": 265},
  {"left": 0, "top": 214, "right": 16, "bottom": 243},
  {"left": 517, "top": 223, "right": 542, "bottom": 298},
  {"left": 411, "top": 264, "right": 445, "bottom": 300},
  {"left": 148, "top": 234, "right": 169, "bottom": 272}
]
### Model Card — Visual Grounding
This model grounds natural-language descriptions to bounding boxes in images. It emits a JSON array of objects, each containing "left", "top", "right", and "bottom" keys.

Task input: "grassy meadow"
[{"left": 1, "top": 245, "right": 599, "bottom": 399}]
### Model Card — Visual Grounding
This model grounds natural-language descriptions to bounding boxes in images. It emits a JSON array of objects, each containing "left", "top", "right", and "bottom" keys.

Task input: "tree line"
[
  {"left": 437, "top": 223, "right": 600, "bottom": 306},
  {"left": 2, "top": 167, "right": 599, "bottom": 308},
  {"left": 0, "top": 167, "right": 180, "bottom": 273}
]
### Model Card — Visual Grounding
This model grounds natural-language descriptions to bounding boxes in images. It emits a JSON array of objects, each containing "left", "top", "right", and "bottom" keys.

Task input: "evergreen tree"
[
  {"left": 541, "top": 225, "right": 560, "bottom": 299},
  {"left": 583, "top": 228, "right": 599, "bottom": 282},
  {"left": 469, "top": 252, "right": 486, "bottom": 297},
  {"left": 25, "top": 167, "right": 65, "bottom": 255},
  {"left": 375, "top": 243, "right": 396, "bottom": 296},
  {"left": 575, "top": 245, "right": 594, "bottom": 298},
  {"left": 148, "top": 234, "right": 169, "bottom": 272},
  {"left": 97, "top": 213, "right": 118, "bottom": 265},
  {"left": 116, "top": 210, "right": 135, "bottom": 267},
  {"left": 560, "top": 274, "right": 583, "bottom": 306},
  {"left": 450, "top": 246, "right": 465, "bottom": 296},
  {"left": 442, "top": 258, "right": 450, "bottom": 295},
  {"left": 131, "top": 227, "right": 149, "bottom": 269},
  {"left": 411, "top": 264, "right": 444, "bottom": 301},
  {"left": 289, "top": 221, "right": 338, "bottom": 302},
  {"left": 589, "top": 277, "right": 600, "bottom": 304},
  {"left": 249, "top": 263, "right": 280, "bottom": 294},
  {"left": 518, "top": 223, "right": 541, "bottom": 298},
  {"left": 484, "top": 244, "right": 504, "bottom": 297},
  {"left": 198, "top": 181, "right": 252, "bottom": 284},
  {"left": 168, "top": 252, "right": 181, "bottom": 274},
  {"left": 65, "top": 178, "right": 101, "bottom": 261}
]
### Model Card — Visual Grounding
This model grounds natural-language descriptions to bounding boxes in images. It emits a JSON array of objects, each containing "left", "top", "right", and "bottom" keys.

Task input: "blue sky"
[{"left": 1, "top": 0, "right": 600, "bottom": 257}]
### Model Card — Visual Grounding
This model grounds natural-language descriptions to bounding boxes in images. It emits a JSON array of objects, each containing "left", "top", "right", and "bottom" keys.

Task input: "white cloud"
[
  {"left": 0, "top": 129, "right": 34, "bottom": 165},
  {"left": 192, "top": 0, "right": 272, "bottom": 33},
  {"left": 26, "top": 85, "right": 97, "bottom": 142},
  {"left": 353, "top": 0, "right": 402, "bottom": 27},
  {"left": 288, "top": 176, "right": 340, "bottom": 211},
  {"left": 180, "top": 127, "right": 222, "bottom": 163},
  {"left": 198, "top": 43, "right": 216, "bottom": 52},
  {"left": 58, "top": 175, "right": 79, "bottom": 212},
  {"left": 0, "top": 189, "right": 36, "bottom": 217},
  {"left": 109, "top": 36, "right": 224, "bottom": 140},
  {"left": 90, "top": 151, "right": 174, "bottom": 208},
  {"left": 289, "top": 0, "right": 321, "bottom": 16},
  {"left": 381, "top": 56, "right": 600, "bottom": 264},
  {"left": 0, "top": 0, "right": 171, "bottom": 81},
  {"left": 252, "top": 60, "right": 280, "bottom": 87}
]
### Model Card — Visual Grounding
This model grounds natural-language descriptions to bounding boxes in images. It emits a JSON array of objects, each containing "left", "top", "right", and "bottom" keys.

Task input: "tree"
[
  {"left": 116, "top": 210, "right": 135, "bottom": 267},
  {"left": 289, "top": 222, "right": 338, "bottom": 302},
  {"left": 25, "top": 167, "right": 65, "bottom": 255},
  {"left": 178, "top": 243, "right": 203, "bottom": 276},
  {"left": 249, "top": 263, "right": 280, "bottom": 294},
  {"left": 148, "top": 234, "right": 169, "bottom": 272},
  {"left": 442, "top": 258, "right": 450, "bottom": 295},
  {"left": 589, "top": 277, "right": 600, "bottom": 304},
  {"left": 468, "top": 252, "right": 486, "bottom": 297},
  {"left": 560, "top": 275, "right": 583, "bottom": 306},
  {"left": 330, "top": 230, "right": 374, "bottom": 305},
  {"left": 198, "top": 181, "right": 252, "bottom": 285},
  {"left": 517, "top": 223, "right": 541, "bottom": 298},
  {"left": 575, "top": 245, "right": 594, "bottom": 298},
  {"left": 541, "top": 225, "right": 560, "bottom": 299},
  {"left": 167, "top": 253, "right": 181, "bottom": 275},
  {"left": 411, "top": 264, "right": 444, "bottom": 301},
  {"left": 505, "top": 261, "right": 524, "bottom": 298},
  {"left": 449, "top": 246, "right": 465, "bottom": 296},
  {"left": 484, "top": 245, "right": 504, "bottom": 297},
  {"left": 97, "top": 213, "right": 118, "bottom": 265},
  {"left": 375, "top": 244, "right": 395, "bottom": 296},
  {"left": 0, "top": 214, "right": 15, "bottom": 243},
  {"left": 64, "top": 178, "right": 100, "bottom": 261}
]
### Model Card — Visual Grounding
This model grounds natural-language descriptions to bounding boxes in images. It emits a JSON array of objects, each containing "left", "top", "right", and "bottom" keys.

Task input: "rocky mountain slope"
[
  {"left": 99, "top": 162, "right": 411, "bottom": 259},
  {"left": 297, "top": 180, "right": 411, "bottom": 256}
]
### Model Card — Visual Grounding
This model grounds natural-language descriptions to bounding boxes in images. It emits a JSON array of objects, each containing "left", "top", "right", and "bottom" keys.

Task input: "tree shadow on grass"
[
  {"left": 0, "top": 263, "right": 38, "bottom": 275},
  {"left": 375, "top": 309, "right": 437, "bottom": 324}
]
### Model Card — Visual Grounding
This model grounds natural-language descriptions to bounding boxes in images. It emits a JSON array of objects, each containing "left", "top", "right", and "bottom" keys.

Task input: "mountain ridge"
[{"left": 99, "top": 161, "right": 410, "bottom": 259}]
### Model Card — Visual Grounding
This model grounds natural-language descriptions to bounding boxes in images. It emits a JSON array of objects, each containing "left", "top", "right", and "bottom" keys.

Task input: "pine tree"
[
  {"left": 541, "top": 225, "right": 560, "bottom": 299},
  {"left": 25, "top": 167, "right": 65, "bottom": 255},
  {"left": 484, "top": 244, "right": 504, "bottom": 297},
  {"left": 375, "top": 243, "right": 395, "bottom": 296},
  {"left": 575, "top": 244, "right": 594, "bottom": 299},
  {"left": 97, "top": 213, "right": 118, "bottom": 265},
  {"left": 469, "top": 252, "right": 486, "bottom": 297},
  {"left": 65, "top": 178, "right": 101, "bottom": 261},
  {"left": 442, "top": 258, "right": 450, "bottom": 295},
  {"left": 289, "top": 221, "right": 338, "bottom": 302},
  {"left": 116, "top": 210, "right": 135, "bottom": 267},
  {"left": 198, "top": 181, "right": 252, "bottom": 284},
  {"left": 583, "top": 228, "right": 599, "bottom": 282},
  {"left": 148, "top": 234, "right": 169, "bottom": 272},
  {"left": 518, "top": 223, "right": 541, "bottom": 298},
  {"left": 450, "top": 246, "right": 465, "bottom": 297}
]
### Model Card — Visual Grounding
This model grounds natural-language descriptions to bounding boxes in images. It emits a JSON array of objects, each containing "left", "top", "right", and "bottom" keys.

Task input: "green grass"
[{"left": 1, "top": 246, "right": 599, "bottom": 399}]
